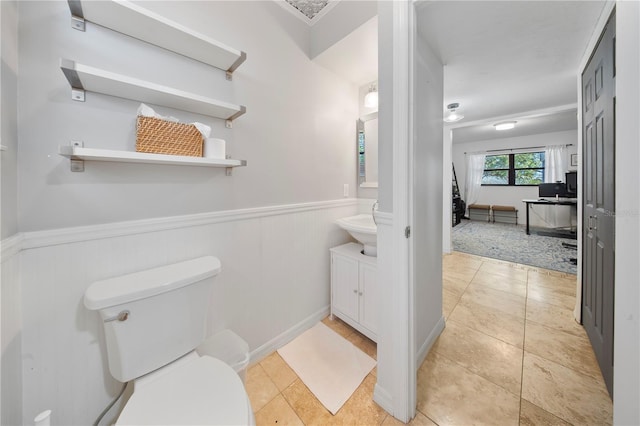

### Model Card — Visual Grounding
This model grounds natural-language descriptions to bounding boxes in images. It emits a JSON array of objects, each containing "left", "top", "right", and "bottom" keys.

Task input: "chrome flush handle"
[{"left": 104, "top": 310, "right": 130, "bottom": 323}]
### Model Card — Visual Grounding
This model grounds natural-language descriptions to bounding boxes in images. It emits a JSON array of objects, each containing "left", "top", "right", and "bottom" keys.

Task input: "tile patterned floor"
[{"left": 247, "top": 251, "right": 613, "bottom": 425}]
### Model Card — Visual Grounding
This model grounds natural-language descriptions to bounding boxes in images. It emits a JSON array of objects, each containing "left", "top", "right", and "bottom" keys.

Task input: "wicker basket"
[{"left": 136, "top": 115, "right": 203, "bottom": 157}]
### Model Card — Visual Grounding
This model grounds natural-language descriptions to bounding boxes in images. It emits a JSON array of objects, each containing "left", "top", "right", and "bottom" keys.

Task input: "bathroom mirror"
[{"left": 357, "top": 111, "right": 378, "bottom": 188}]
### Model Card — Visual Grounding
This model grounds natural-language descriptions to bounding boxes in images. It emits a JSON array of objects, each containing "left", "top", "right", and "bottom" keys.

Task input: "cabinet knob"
[
  {"left": 353, "top": 289, "right": 358, "bottom": 294},
  {"left": 359, "top": 291, "right": 363, "bottom": 296}
]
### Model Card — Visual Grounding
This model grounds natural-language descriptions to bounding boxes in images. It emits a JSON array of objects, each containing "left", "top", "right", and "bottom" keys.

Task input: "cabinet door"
[
  {"left": 331, "top": 253, "right": 359, "bottom": 322},
  {"left": 359, "top": 262, "right": 378, "bottom": 334}
]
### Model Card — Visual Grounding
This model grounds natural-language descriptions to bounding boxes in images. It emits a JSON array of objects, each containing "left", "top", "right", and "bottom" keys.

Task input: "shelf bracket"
[
  {"left": 68, "top": 141, "right": 85, "bottom": 172},
  {"left": 71, "top": 15, "right": 86, "bottom": 31},
  {"left": 60, "top": 59, "right": 86, "bottom": 102},
  {"left": 225, "top": 52, "right": 247, "bottom": 81},
  {"left": 68, "top": 1, "right": 86, "bottom": 31},
  {"left": 225, "top": 105, "right": 247, "bottom": 128},
  {"left": 71, "top": 88, "right": 86, "bottom": 102}
]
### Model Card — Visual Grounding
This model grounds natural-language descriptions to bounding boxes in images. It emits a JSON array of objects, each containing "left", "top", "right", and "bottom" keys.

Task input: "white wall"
[
  {"left": 614, "top": 1, "right": 640, "bottom": 423},
  {"left": 9, "top": 1, "right": 363, "bottom": 424},
  {"left": 413, "top": 29, "right": 444, "bottom": 368},
  {"left": 17, "top": 1, "right": 358, "bottom": 232},
  {"left": 1, "top": 1, "right": 22, "bottom": 424},
  {"left": 1, "top": 0, "right": 18, "bottom": 238},
  {"left": 453, "top": 130, "right": 577, "bottom": 226},
  {"left": 310, "top": 1, "right": 377, "bottom": 59},
  {"left": 1, "top": 237, "right": 22, "bottom": 426}
]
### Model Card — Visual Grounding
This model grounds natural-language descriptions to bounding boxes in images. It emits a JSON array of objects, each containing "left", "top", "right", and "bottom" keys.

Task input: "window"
[{"left": 482, "top": 152, "right": 545, "bottom": 186}]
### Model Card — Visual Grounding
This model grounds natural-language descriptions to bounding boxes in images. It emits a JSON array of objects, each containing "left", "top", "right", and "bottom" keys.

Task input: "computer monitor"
[
  {"left": 539, "top": 182, "right": 568, "bottom": 198},
  {"left": 566, "top": 171, "right": 578, "bottom": 196}
]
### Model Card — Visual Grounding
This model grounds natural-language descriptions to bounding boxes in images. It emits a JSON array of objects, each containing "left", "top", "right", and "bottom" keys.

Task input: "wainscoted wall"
[
  {"left": 1, "top": 235, "right": 23, "bottom": 426},
  {"left": 14, "top": 199, "right": 357, "bottom": 425}
]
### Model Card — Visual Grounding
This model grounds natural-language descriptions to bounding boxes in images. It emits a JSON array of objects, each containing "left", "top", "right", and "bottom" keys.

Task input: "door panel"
[
  {"left": 332, "top": 254, "right": 359, "bottom": 322},
  {"left": 359, "top": 262, "right": 378, "bottom": 335},
  {"left": 581, "top": 9, "right": 615, "bottom": 397}
]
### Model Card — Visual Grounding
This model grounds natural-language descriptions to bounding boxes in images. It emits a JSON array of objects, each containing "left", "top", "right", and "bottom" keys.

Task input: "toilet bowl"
[
  {"left": 84, "top": 256, "right": 254, "bottom": 425},
  {"left": 116, "top": 352, "right": 254, "bottom": 425}
]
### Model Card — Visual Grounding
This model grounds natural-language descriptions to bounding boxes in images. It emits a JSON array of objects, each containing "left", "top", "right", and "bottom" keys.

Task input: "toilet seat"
[{"left": 116, "top": 355, "right": 254, "bottom": 425}]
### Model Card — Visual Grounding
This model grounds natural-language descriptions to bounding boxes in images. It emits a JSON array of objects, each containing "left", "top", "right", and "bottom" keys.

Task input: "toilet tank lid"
[{"left": 84, "top": 256, "right": 221, "bottom": 311}]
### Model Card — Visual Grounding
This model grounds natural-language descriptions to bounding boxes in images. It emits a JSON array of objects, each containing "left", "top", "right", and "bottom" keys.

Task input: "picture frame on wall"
[{"left": 570, "top": 153, "right": 578, "bottom": 167}]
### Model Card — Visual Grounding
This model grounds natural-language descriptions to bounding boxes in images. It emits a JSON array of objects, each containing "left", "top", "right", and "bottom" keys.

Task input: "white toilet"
[{"left": 84, "top": 256, "right": 255, "bottom": 425}]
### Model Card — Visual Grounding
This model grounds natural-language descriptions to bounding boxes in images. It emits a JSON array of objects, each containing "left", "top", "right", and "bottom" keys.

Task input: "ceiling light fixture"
[
  {"left": 443, "top": 103, "right": 464, "bottom": 123},
  {"left": 494, "top": 121, "right": 517, "bottom": 131},
  {"left": 364, "top": 83, "right": 378, "bottom": 108}
]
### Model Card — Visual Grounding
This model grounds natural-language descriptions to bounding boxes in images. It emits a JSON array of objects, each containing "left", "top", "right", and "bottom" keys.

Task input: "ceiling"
[
  {"left": 314, "top": 0, "right": 607, "bottom": 142},
  {"left": 313, "top": 16, "right": 378, "bottom": 86},
  {"left": 415, "top": 0, "right": 607, "bottom": 142}
]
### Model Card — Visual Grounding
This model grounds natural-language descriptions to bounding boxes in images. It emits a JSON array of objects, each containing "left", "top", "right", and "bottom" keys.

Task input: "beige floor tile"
[
  {"left": 469, "top": 271, "right": 527, "bottom": 297},
  {"left": 442, "top": 265, "right": 479, "bottom": 284},
  {"left": 246, "top": 364, "right": 280, "bottom": 412},
  {"left": 260, "top": 352, "right": 298, "bottom": 392},
  {"left": 533, "top": 267, "right": 576, "bottom": 279},
  {"left": 526, "top": 298, "right": 586, "bottom": 338},
  {"left": 346, "top": 332, "right": 377, "bottom": 361},
  {"left": 478, "top": 261, "right": 528, "bottom": 282},
  {"left": 282, "top": 379, "right": 334, "bottom": 425},
  {"left": 417, "top": 351, "right": 520, "bottom": 426},
  {"left": 332, "top": 373, "right": 387, "bottom": 425},
  {"left": 519, "top": 399, "right": 571, "bottom": 426},
  {"left": 442, "top": 287, "right": 460, "bottom": 319},
  {"left": 524, "top": 321, "right": 602, "bottom": 380},
  {"left": 442, "top": 276, "right": 469, "bottom": 298},
  {"left": 322, "top": 316, "right": 355, "bottom": 339},
  {"left": 521, "top": 352, "right": 612, "bottom": 425},
  {"left": 382, "top": 411, "right": 437, "bottom": 425},
  {"left": 255, "top": 394, "right": 304, "bottom": 426},
  {"left": 528, "top": 270, "right": 578, "bottom": 294},
  {"left": 431, "top": 319, "right": 523, "bottom": 395},
  {"left": 448, "top": 297, "right": 525, "bottom": 348},
  {"left": 460, "top": 284, "right": 526, "bottom": 318},
  {"left": 443, "top": 253, "right": 483, "bottom": 271},
  {"left": 527, "top": 284, "right": 576, "bottom": 310}
]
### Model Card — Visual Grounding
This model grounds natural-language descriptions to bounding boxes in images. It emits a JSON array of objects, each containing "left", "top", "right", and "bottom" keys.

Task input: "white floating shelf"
[
  {"left": 60, "top": 59, "right": 246, "bottom": 124},
  {"left": 59, "top": 145, "right": 246, "bottom": 173},
  {"left": 67, "top": 0, "right": 246, "bottom": 78},
  {"left": 0, "top": 145, "right": 7, "bottom": 152}
]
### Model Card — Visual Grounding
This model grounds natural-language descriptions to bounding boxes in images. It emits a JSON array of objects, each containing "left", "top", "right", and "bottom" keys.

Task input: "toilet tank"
[{"left": 84, "top": 256, "right": 221, "bottom": 383}]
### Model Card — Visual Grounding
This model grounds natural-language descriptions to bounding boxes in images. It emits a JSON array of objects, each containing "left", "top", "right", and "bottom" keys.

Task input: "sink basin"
[{"left": 336, "top": 214, "right": 377, "bottom": 256}]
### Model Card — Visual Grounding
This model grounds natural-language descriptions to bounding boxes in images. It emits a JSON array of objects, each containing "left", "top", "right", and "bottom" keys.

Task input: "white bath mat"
[{"left": 277, "top": 322, "right": 376, "bottom": 415}]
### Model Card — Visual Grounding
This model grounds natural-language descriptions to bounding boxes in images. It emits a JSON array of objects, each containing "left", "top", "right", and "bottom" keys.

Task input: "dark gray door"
[{"left": 581, "top": 9, "right": 615, "bottom": 397}]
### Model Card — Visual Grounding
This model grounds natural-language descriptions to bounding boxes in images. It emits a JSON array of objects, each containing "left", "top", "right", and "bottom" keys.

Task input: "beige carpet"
[{"left": 277, "top": 322, "right": 376, "bottom": 415}]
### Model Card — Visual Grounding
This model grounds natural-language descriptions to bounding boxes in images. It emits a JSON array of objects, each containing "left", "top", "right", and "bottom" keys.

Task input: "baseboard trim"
[
  {"left": 416, "top": 316, "right": 446, "bottom": 370},
  {"left": 248, "top": 306, "right": 330, "bottom": 365},
  {"left": 20, "top": 198, "right": 358, "bottom": 251},
  {"left": 373, "top": 383, "right": 394, "bottom": 414}
]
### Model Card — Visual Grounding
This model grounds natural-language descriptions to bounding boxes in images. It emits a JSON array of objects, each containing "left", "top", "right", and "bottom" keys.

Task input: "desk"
[{"left": 522, "top": 199, "right": 578, "bottom": 236}]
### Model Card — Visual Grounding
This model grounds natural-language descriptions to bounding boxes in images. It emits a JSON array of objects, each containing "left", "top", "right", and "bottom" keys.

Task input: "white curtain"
[
  {"left": 544, "top": 145, "right": 568, "bottom": 227},
  {"left": 464, "top": 153, "right": 486, "bottom": 214},
  {"left": 545, "top": 145, "right": 568, "bottom": 183}
]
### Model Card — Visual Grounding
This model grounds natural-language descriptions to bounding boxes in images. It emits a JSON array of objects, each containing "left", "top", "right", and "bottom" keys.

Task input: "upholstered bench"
[
  {"left": 491, "top": 205, "right": 518, "bottom": 225},
  {"left": 468, "top": 204, "right": 491, "bottom": 222}
]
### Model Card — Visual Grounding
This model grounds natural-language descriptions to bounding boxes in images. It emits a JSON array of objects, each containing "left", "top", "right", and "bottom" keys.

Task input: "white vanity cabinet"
[{"left": 330, "top": 243, "right": 377, "bottom": 342}]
